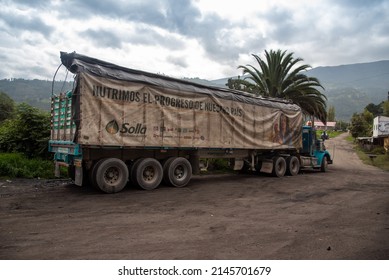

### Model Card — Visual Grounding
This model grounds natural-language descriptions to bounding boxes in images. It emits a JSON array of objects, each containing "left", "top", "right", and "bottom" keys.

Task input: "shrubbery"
[
  {"left": 0, "top": 103, "right": 50, "bottom": 158},
  {"left": 0, "top": 153, "right": 55, "bottom": 178},
  {"left": 0, "top": 93, "right": 53, "bottom": 178}
]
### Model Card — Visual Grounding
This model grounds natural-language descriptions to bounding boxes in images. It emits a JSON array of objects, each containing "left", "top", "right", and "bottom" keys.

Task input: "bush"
[
  {"left": 370, "top": 146, "right": 386, "bottom": 155},
  {"left": 0, "top": 103, "right": 50, "bottom": 158},
  {"left": 0, "top": 153, "right": 55, "bottom": 178}
]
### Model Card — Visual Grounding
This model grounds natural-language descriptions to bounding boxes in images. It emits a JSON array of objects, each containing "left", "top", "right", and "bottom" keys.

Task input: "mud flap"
[
  {"left": 54, "top": 162, "right": 61, "bottom": 177},
  {"left": 260, "top": 160, "right": 273, "bottom": 174},
  {"left": 74, "top": 166, "right": 83, "bottom": 186},
  {"left": 74, "top": 159, "right": 83, "bottom": 186}
]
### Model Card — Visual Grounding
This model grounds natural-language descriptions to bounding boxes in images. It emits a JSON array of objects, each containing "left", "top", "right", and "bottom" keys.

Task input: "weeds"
[
  {"left": 0, "top": 153, "right": 55, "bottom": 178},
  {"left": 354, "top": 144, "right": 389, "bottom": 172}
]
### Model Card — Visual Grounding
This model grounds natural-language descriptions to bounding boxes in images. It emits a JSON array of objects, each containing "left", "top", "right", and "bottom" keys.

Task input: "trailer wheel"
[
  {"left": 134, "top": 158, "right": 163, "bottom": 190},
  {"left": 320, "top": 156, "right": 329, "bottom": 172},
  {"left": 89, "top": 159, "right": 105, "bottom": 189},
  {"left": 130, "top": 158, "right": 144, "bottom": 187},
  {"left": 94, "top": 158, "right": 129, "bottom": 193},
  {"left": 286, "top": 156, "right": 300, "bottom": 176},
  {"left": 163, "top": 157, "right": 192, "bottom": 187},
  {"left": 272, "top": 156, "right": 286, "bottom": 177}
]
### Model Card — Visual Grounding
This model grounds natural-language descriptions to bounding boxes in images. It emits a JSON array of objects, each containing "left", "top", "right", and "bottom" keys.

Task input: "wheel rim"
[
  {"left": 104, "top": 166, "right": 120, "bottom": 184},
  {"left": 136, "top": 158, "right": 163, "bottom": 190},
  {"left": 291, "top": 161, "right": 297, "bottom": 171},
  {"left": 143, "top": 166, "right": 156, "bottom": 182},
  {"left": 323, "top": 158, "right": 328, "bottom": 170},
  {"left": 94, "top": 158, "right": 129, "bottom": 193},
  {"left": 273, "top": 157, "right": 286, "bottom": 177},
  {"left": 276, "top": 160, "right": 285, "bottom": 173},
  {"left": 174, "top": 165, "right": 186, "bottom": 180},
  {"left": 291, "top": 158, "right": 299, "bottom": 173},
  {"left": 164, "top": 157, "right": 192, "bottom": 187}
]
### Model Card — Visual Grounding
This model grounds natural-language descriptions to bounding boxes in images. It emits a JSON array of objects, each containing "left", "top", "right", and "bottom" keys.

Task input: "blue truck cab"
[{"left": 301, "top": 125, "right": 333, "bottom": 171}]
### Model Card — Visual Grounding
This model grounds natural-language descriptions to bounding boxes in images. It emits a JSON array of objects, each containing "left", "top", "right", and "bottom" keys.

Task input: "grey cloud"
[
  {"left": 0, "top": 10, "right": 53, "bottom": 37},
  {"left": 80, "top": 29, "right": 122, "bottom": 49},
  {"left": 4, "top": 0, "right": 48, "bottom": 8},
  {"left": 60, "top": 0, "right": 239, "bottom": 64},
  {"left": 166, "top": 55, "right": 188, "bottom": 68},
  {"left": 130, "top": 26, "right": 185, "bottom": 50},
  {"left": 0, "top": 50, "right": 53, "bottom": 79},
  {"left": 61, "top": 0, "right": 167, "bottom": 26},
  {"left": 261, "top": 8, "right": 296, "bottom": 44},
  {"left": 329, "top": 0, "right": 387, "bottom": 9}
]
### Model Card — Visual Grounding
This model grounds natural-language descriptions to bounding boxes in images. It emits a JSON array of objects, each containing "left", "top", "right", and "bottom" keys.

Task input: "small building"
[
  {"left": 373, "top": 116, "right": 389, "bottom": 137},
  {"left": 372, "top": 116, "right": 389, "bottom": 150}
]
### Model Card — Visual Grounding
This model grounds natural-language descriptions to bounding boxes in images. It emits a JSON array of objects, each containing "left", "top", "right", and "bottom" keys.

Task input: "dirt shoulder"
[{"left": 1, "top": 133, "right": 388, "bottom": 259}]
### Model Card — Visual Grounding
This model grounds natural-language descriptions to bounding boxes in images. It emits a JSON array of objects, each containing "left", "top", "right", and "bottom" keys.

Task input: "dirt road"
[{"left": 1, "top": 133, "right": 388, "bottom": 259}]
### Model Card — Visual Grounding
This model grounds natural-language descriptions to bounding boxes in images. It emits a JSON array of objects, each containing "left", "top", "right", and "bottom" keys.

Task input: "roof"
[
  {"left": 59, "top": 51, "right": 301, "bottom": 112},
  {"left": 374, "top": 116, "right": 389, "bottom": 122},
  {"left": 314, "top": 121, "right": 336, "bottom": 127},
  {"left": 305, "top": 121, "right": 336, "bottom": 127}
]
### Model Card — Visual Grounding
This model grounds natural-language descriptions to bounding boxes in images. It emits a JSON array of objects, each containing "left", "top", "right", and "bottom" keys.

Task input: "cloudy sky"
[{"left": 1, "top": 0, "right": 389, "bottom": 81}]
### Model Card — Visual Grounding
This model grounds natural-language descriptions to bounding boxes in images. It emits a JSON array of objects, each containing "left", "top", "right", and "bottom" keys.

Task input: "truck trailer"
[{"left": 49, "top": 52, "right": 332, "bottom": 193}]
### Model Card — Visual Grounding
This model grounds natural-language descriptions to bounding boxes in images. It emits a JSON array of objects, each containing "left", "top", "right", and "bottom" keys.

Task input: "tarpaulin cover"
[{"left": 59, "top": 52, "right": 303, "bottom": 150}]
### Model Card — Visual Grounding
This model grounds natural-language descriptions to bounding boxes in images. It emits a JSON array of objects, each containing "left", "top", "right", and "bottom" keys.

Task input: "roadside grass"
[
  {"left": 354, "top": 148, "right": 389, "bottom": 172},
  {"left": 0, "top": 153, "right": 56, "bottom": 179},
  {"left": 346, "top": 136, "right": 389, "bottom": 172}
]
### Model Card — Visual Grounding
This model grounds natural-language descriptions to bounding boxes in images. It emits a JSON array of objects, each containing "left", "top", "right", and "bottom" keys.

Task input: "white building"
[{"left": 373, "top": 116, "right": 389, "bottom": 137}]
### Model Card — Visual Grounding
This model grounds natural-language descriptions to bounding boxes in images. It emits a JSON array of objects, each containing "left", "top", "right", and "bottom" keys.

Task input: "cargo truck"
[{"left": 49, "top": 52, "right": 332, "bottom": 193}]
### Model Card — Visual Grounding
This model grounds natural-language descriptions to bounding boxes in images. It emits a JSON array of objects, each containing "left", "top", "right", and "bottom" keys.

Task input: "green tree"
[
  {"left": 229, "top": 49, "right": 327, "bottom": 123},
  {"left": 327, "top": 105, "right": 335, "bottom": 122},
  {"left": 349, "top": 110, "right": 373, "bottom": 138},
  {"left": 0, "top": 103, "right": 50, "bottom": 158},
  {"left": 0, "top": 91, "right": 15, "bottom": 122},
  {"left": 335, "top": 120, "right": 349, "bottom": 131},
  {"left": 365, "top": 102, "right": 383, "bottom": 117},
  {"left": 383, "top": 100, "right": 389, "bottom": 117}
]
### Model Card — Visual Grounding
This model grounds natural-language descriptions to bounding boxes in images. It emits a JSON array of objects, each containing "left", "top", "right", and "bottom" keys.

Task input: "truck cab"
[{"left": 301, "top": 125, "right": 332, "bottom": 171}]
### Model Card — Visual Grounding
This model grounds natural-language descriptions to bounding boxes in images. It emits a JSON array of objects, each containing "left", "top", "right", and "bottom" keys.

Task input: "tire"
[
  {"left": 94, "top": 158, "right": 129, "bottom": 193},
  {"left": 272, "top": 156, "right": 286, "bottom": 177},
  {"left": 286, "top": 156, "right": 300, "bottom": 176},
  {"left": 162, "top": 157, "right": 176, "bottom": 185},
  {"left": 89, "top": 159, "right": 105, "bottom": 190},
  {"left": 130, "top": 158, "right": 145, "bottom": 187},
  {"left": 320, "top": 156, "right": 329, "bottom": 172},
  {"left": 163, "top": 157, "right": 192, "bottom": 187},
  {"left": 134, "top": 158, "right": 163, "bottom": 190}
]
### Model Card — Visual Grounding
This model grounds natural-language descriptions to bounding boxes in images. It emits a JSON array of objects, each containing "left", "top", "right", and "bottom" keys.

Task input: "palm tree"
[{"left": 232, "top": 49, "right": 327, "bottom": 123}]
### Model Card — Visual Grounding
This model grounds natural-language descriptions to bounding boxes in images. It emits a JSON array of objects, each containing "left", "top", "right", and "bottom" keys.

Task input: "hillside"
[
  {"left": 306, "top": 61, "right": 389, "bottom": 120},
  {"left": 0, "top": 79, "right": 73, "bottom": 111},
  {"left": 208, "top": 60, "right": 389, "bottom": 121},
  {"left": 1, "top": 60, "right": 389, "bottom": 121}
]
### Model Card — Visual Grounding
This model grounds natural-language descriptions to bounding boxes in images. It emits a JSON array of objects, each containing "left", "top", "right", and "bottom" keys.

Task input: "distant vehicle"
[{"left": 49, "top": 52, "right": 332, "bottom": 193}]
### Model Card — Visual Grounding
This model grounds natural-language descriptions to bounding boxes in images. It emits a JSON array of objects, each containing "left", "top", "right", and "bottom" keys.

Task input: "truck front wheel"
[
  {"left": 95, "top": 158, "right": 129, "bottom": 193},
  {"left": 320, "top": 156, "right": 329, "bottom": 172},
  {"left": 163, "top": 157, "right": 192, "bottom": 187}
]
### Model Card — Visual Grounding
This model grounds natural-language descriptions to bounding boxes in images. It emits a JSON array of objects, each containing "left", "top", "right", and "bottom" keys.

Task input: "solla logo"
[{"left": 106, "top": 120, "right": 147, "bottom": 134}]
